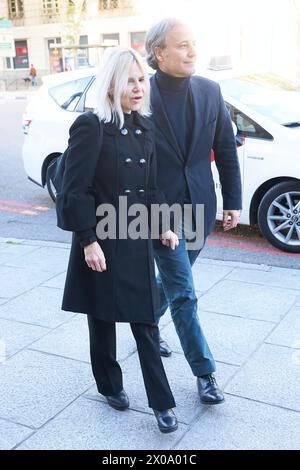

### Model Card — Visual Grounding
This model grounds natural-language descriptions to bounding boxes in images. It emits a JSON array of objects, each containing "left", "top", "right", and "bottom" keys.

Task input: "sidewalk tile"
[
  {"left": 0, "top": 266, "right": 57, "bottom": 298},
  {"left": 193, "top": 264, "right": 233, "bottom": 293},
  {"left": 161, "top": 312, "right": 274, "bottom": 366},
  {"left": 0, "top": 238, "right": 25, "bottom": 244},
  {"left": 0, "top": 243, "right": 40, "bottom": 260},
  {"left": 17, "top": 397, "right": 187, "bottom": 450},
  {"left": 14, "top": 239, "right": 71, "bottom": 249},
  {"left": 265, "top": 306, "right": 300, "bottom": 349},
  {"left": 30, "top": 316, "right": 137, "bottom": 363},
  {"left": 199, "top": 280, "right": 295, "bottom": 322},
  {"left": 0, "top": 350, "right": 93, "bottom": 428},
  {"left": 228, "top": 267, "right": 300, "bottom": 291},
  {"left": 4, "top": 246, "right": 70, "bottom": 273},
  {"left": 0, "top": 419, "right": 33, "bottom": 450},
  {"left": 0, "top": 286, "right": 74, "bottom": 328},
  {"left": 0, "top": 254, "right": 12, "bottom": 265},
  {"left": 174, "top": 395, "right": 300, "bottom": 450},
  {"left": 0, "top": 318, "right": 48, "bottom": 358},
  {"left": 225, "top": 343, "right": 300, "bottom": 412},
  {"left": 27, "top": 315, "right": 90, "bottom": 363},
  {"left": 42, "top": 272, "right": 66, "bottom": 289},
  {"left": 198, "top": 257, "right": 271, "bottom": 271}
]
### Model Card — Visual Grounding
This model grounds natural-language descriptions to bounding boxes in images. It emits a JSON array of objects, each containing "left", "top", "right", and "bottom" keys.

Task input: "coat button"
[
  {"left": 139, "top": 158, "right": 146, "bottom": 165},
  {"left": 135, "top": 129, "right": 142, "bottom": 135},
  {"left": 124, "top": 189, "right": 131, "bottom": 195},
  {"left": 138, "top": 189, "right": 145, "bottom": 196},
  {"left": 125, "top": 158, "right": 133, "bottom": 165},
  {"left": 121, "top": 128, "right": 128, "bottom": 135}
]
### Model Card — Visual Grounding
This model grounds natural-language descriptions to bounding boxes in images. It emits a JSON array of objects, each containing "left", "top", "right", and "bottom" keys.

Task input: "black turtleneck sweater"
[{"left": 155, "top": 69, "right": 194, "bottom": 160}]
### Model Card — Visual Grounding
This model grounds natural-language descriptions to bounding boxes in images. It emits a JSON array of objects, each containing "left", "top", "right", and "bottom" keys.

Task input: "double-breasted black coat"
[{"left": 56, "top": 111, "right": 165, "bottom": 323}]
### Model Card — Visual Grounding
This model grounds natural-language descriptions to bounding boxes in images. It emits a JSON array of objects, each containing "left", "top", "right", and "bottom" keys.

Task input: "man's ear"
[{"left": 154, "top": 47, "right": 164, "bottom": 63}]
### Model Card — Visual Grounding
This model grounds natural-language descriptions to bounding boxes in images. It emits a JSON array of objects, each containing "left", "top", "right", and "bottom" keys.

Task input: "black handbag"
[
  {"left": 46, "top": 149, "right": 67, "bottom": 194},
  {"left": 46, "top": 112, "right": 101, "bottom": 194}
]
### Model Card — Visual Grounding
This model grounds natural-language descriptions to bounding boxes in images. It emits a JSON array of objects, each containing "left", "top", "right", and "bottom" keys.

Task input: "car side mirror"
[{"left": 232, "top": 121, "right": 237, "bottom": 136}]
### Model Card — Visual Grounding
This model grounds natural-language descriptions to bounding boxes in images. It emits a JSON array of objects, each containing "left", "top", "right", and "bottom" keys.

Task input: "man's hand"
[
  {"left": 223, "top": 210, "right": 240, "bottom": 232},
  {"left": 160, "top": 230, "right": 179, "bottom": 250},
  {"left": 84, "top": 242, "right": 107, "bottom": 272}
]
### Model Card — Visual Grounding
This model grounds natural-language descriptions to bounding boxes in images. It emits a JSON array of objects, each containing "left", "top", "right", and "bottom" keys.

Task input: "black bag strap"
[{"left": 48, "top": 112, "right": 103, "bottom": 194}]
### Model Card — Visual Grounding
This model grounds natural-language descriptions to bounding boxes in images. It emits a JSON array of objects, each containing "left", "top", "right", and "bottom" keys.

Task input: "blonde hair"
[{"left": 94, "top": 47, "right": 150, "bottom": 129}]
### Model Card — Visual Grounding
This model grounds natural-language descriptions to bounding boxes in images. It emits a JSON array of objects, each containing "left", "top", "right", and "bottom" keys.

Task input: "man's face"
[{"left": 155, "top": 24, "right": 197, "bottom": 77}]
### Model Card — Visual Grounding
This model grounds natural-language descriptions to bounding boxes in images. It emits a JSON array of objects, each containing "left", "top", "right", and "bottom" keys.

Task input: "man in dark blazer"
[{"left": 145, "top": 18, "right": 242, "bottom": 404}]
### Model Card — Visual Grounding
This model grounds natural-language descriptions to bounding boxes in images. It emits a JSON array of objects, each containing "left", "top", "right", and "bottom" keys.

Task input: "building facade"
[
  {"left": 0, "top": 0, "right": 299, "bottom": 85},
  {"left": 0, "top": 0, "right": 150, "bottom": 82}
]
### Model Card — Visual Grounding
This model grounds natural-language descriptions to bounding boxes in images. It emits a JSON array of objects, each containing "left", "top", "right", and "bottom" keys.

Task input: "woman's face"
[{"left": 121, "top": 61, "right": 146, "bottom": 114}]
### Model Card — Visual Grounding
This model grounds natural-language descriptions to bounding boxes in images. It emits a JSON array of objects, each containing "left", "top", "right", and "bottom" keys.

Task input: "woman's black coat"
[{"left": 56, "top": 111, "right": 165, "bottom": 323}]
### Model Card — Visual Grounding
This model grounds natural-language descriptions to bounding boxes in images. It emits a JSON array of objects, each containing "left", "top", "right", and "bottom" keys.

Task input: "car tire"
[
  {"left": 258, "top": 181, "right": 300, "bottom": 253},
  {"left": 46, "top": 159, "right": 58, "bottom": 203}
]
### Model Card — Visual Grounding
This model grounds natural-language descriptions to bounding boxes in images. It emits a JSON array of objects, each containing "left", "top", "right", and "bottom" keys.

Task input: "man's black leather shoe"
[
  {"left": 159, "top": 334, "right": 172, "bottom": 357},
  {"left": 197, "top": 374, "right": 225, "bottom": 405},
  {"left": 153, "top": 409, "right": 178, "bottom": 433},
  {"left": 105, "top": 390, "right": 129, "bottom": 410}
]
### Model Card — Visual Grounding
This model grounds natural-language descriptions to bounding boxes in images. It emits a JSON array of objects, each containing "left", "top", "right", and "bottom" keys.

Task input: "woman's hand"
[
  {"left": 160, "top": 230, "right": 179, "bottom": 250},
  {"left": 84, "top": 242, "right": 107, "bottom": 272}
]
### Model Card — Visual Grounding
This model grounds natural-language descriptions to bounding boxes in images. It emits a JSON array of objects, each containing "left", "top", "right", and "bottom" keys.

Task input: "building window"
[
  {"left": 13, "top": 40, "right": 29, "bottom": 69},
  {"left": 42, "top": 0, "right": 59, "bottom": 16},
  {"left": 77, "top": 35, "right": 89, "bottom": 67},
  {"left": 99, "top": 0, "right": 119, "bottom": 10},
  {"left": 130, "top": 31, "right": 146, "bottom": 56},
  {"left": 102, "top": 33, "right": 119, "bottom": 45},
  {"left": 68, "top": 0, "right": 86, "bottom": 12},
  {"left": 47, "top": 38, "right": 63, "bottom": 73},
  {"left": 7, "top": 0, "right": 24, "bottom": 19}
]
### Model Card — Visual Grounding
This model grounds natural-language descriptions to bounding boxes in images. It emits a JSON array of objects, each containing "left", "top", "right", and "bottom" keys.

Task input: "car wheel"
[
  {"left": 258, "top": 181, "right": 300, "bottom": 253},
  {"left": 46, "top": 159, "right": 58, "bottom": 203}
]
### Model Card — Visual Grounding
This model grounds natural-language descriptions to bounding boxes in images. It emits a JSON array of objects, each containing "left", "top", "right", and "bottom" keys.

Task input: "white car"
[{"left": 22, "top": 69, "right": 300, "bottom": 253}]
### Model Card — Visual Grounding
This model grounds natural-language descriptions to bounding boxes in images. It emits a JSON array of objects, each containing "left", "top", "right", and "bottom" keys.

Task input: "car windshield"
[{"left": 219, "top": 76, "right": 300, "bottom": 126}]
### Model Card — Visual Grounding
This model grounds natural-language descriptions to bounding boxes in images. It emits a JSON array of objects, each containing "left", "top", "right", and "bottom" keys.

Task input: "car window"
[
  {"left": 220, "top": 78, "right": 300, "bottom": 126},
  {"left": 84, "top": 78, "right": 97, "bottom": 112},
  {"left": 49, "top": 77, "right": 92, "bottom": 111},
  {"left": 225, "top": 102, "right": 273, "bottom": 140}
]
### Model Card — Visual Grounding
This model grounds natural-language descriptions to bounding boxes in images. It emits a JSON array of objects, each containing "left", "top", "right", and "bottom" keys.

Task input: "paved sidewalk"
[{"left": 0, "top": 237, "right": 299, "bottom": 450}]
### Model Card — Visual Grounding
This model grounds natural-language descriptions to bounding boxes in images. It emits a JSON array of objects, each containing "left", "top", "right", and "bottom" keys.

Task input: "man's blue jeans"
[{"left": 154, "top": 237, "right": 216, "bottom": 377}]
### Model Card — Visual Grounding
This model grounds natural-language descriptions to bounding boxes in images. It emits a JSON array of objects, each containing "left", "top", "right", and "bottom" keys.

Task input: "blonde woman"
[{"left": 56, "top": 48, "right": 178, "bottom": 433}]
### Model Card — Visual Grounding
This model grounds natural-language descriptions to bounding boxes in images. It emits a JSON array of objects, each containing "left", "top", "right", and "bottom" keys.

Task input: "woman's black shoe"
[
  {"left": 153, "top": 409, "right": 178, "bottom": 433},
  {"left": 105, "top": 390, "right": 129, "bottom": 410}
]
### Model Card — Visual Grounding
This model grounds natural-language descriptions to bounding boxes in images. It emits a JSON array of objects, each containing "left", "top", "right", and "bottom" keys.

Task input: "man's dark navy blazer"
[{"left": 150, "top": 74, "right": 242, "bottom": 238}]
